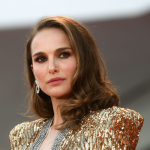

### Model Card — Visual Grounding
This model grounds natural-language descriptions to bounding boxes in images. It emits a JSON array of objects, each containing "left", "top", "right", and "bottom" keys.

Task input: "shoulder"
[
  {"left": 68, "top": 106, "right": 144, "bottom": 149},
  {"left": 9, "top": 118, "right": 47, "bottom": 149},
  {"left": 92, "top": 106, "right": 144, "bottom": 126},
  {"left": 90, "top": 106, "right": 144, "bottom": 148},
  {"left": 91, "top": 106, "right": 144, "bottom": 135}
]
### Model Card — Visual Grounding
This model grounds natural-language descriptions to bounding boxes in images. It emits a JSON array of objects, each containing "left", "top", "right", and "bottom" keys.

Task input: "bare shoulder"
[{"left": 9, "top": 118, "right": 47, "bottom": 149}]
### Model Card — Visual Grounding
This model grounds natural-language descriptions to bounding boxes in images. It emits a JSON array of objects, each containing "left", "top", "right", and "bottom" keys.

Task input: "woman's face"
[{"left": 31, "top": 28, "right": 77, "bottom": 99}]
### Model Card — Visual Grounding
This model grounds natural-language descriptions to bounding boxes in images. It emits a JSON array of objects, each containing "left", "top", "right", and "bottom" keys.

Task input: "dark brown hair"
[{"left": 26, "top": 16, "right": 120, "bottom": 129}]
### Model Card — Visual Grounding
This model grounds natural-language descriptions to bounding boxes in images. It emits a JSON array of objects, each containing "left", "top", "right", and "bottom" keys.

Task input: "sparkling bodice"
[{"left": 9, "top": 106, "right": 144, "bottom": 150}]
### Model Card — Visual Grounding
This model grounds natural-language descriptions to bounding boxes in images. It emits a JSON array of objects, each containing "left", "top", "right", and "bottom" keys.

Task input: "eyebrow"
[{"left": 32, "top": 47, "right": 72, "bottom": 57}]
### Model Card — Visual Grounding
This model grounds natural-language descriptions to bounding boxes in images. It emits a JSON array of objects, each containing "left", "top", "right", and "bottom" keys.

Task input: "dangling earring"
[{"left": 35, "top": 80, "right": 40, "bottom": 94}]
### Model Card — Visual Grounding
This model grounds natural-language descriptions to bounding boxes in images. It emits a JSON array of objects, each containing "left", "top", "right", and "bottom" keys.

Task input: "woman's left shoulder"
[
  {"left": 93, "top": 106, "right": 144, "bottom": 127},
  {"left": 90, "top": 106, "right": 144, "bottom": 149}
]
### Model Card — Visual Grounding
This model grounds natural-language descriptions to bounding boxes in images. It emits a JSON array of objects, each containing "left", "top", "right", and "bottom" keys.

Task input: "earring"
[{"left": 35, "top": 80, "right": 40, "bottom": 94}]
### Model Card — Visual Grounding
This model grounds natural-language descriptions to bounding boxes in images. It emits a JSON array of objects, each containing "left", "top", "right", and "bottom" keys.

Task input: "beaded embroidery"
[{"left": 9, "top": 106, "right": 144, "bottom": 150}]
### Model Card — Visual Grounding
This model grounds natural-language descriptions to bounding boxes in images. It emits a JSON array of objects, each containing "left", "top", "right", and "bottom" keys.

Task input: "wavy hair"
[{"left": 25, "top": 16, "right": 120, "bottom": 129}]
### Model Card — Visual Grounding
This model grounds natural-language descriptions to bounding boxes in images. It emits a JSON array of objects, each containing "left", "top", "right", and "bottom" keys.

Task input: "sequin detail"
[
  {"left": 9, "top": 119, "right": 46, "bottom": 150},
  {"left": 9, "top": 107, "right": 144, "bottom": 150},
  {"left": 30, "top": 118, "right": 53, "bottom": 150}
]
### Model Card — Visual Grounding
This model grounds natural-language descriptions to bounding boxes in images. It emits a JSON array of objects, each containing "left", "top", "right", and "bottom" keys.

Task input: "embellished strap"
[
  {"left": 31, "top": 118, "right": 75, "bottom": 150},
  {"left": 30, "top": 118, "right": 53, "bottom": 150}
]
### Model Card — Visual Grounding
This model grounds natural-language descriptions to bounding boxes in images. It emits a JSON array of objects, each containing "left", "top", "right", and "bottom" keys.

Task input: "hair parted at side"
[{"left": 25, "top": 16, "right": 120, "bottom": 130}]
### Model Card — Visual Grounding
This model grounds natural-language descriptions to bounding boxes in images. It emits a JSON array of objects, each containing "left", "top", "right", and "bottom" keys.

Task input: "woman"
[{"left": 9, "top": 16, "right": 144, "bottom": 150}]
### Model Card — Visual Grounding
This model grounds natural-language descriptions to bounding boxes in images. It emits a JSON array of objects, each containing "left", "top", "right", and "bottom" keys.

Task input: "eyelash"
[
  {"left": 35, "top": 56, "right": 47, "bottom": 62},
  {"left": 59, "top": 52, "right": 70, "bottom": 58},
  {"left": 34, "top": 52, "right": 70, "bottom": 62}
]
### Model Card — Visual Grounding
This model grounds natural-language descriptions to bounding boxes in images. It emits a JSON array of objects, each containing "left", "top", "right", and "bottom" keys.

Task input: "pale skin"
[{"left": 31, "top": 28, "right": 77, "bottom": 149}]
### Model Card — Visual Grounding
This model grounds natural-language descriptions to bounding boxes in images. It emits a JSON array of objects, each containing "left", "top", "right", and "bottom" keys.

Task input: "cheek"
[
  {"left": 62, "top": 61, "right": 77, "bottom": 78},
  {"left": 33, "top": 67, "right": 46, "bottom": 81}
]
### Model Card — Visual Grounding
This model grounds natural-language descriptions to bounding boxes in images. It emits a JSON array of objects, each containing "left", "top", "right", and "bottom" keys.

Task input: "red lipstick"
[{"left": 48, "top": 77, "right": 65, "bottom": 85}]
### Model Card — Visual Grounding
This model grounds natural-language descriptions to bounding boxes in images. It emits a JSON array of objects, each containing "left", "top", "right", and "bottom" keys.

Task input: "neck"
[{"left": 51, "top": 97, "right": 66, "bottom": 127}]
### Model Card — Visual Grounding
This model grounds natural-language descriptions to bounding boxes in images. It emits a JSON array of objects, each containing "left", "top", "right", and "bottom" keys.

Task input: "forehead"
[{"left": 31, "top": 28, "right": 71, "bottom": 53}]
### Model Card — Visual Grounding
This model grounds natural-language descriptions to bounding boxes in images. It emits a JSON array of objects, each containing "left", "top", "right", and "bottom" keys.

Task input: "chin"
[{"left": 49, "top": 91, "right": 71, "bottom": 99}]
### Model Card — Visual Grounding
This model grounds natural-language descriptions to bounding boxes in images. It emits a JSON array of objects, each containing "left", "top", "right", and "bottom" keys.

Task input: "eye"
[
  {"left": 35, "top": 56, "right": 47, "bottom": 62},
  {"left": 59, "top": 52, "right": 70, "bottom": 58}
]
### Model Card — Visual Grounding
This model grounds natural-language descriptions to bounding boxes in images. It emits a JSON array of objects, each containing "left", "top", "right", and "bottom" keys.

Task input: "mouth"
[{"left": 48, "top": 77, "right": 65, "bottom": 85}]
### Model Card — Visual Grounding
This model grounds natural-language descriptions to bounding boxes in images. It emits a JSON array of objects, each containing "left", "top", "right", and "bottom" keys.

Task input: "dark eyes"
[
  {"left": 59, "top": 52, "right": 70, "bottom": 58},
  {"left": 35, "top": 56, "right": 47, "bottom": 62},
  {"left": 35, "top": 52, "right": 70, "bottom": 63}
]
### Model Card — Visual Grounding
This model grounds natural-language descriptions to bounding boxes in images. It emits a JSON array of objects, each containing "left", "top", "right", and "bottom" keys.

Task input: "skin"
[{"left": 31, "top": 28, "right": 77, "bottom": 149}]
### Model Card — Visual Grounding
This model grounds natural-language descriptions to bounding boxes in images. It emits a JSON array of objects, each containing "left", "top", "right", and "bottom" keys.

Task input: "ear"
[
  {"left": 30, "top": 64, "right": 36, "bottom": 80},
  {"left": 31, "top": 64, "right": 33, "bottom": 72}
]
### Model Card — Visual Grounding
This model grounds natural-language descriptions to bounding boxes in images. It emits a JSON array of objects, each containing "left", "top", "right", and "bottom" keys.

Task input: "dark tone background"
[{"left": 0, "top": 13, "right": 150, "bottom": 149}]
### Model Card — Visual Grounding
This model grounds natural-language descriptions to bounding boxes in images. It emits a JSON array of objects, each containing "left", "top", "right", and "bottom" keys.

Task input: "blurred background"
[{"left": 0, "top": 0, "right": 150, "bottom": 149}]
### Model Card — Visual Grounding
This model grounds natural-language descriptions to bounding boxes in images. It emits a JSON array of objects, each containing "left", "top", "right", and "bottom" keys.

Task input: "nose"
[{"left": 48, "top": 59, "right": 59, "bottom": 74}]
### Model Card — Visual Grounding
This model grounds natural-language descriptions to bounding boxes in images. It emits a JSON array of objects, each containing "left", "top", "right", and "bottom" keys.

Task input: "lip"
[{"left": 48, "top": 77, "right": 65, "bottom": 85}]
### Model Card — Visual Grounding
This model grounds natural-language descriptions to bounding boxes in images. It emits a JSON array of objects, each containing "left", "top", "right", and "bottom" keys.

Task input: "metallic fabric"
[
  {"left": 9, "top": 119, "right": 47, "bottom": 150},
  {"left": 30, "top": 118, "right": 72, "bottom": 150},
  {"left": 9, "top": 106, "right": 144, "bottom": 150}
]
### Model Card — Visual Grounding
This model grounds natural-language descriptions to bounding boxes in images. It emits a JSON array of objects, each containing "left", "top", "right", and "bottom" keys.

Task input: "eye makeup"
[
  {"left": 59, "top": 51, "right": 70, "bottom": 58},
  {"left": 33, "top": 50, "right": 71, "bottom": 63},
  {"left": 35, "top": 56, "right": 47, "bottom": 62}
]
